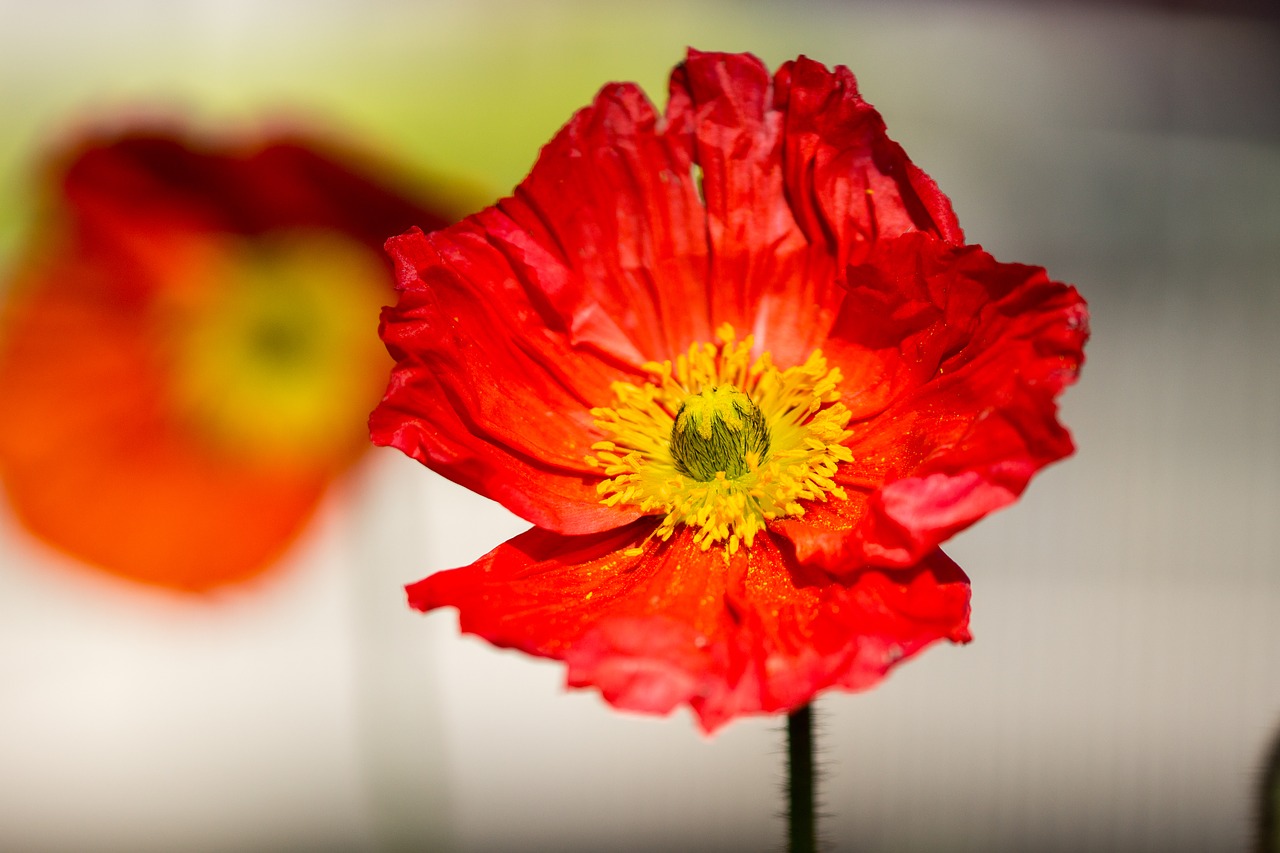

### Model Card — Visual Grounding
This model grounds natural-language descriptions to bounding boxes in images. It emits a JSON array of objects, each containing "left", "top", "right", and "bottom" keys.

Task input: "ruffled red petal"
[
  {"left": 408, "top": 524, "right": 970, "bottom": 733},
  {"left": 775, "top": 231, "right": 1088, "bottom": 572},
  {"left": 666, "top": 50, "right": 962, "bottom": 366},
  {"left": 375, "top": 227, "right": 646, "bottom": 534},
  {"left": 374, "top": 50, "right": 964, "bottom": 531}
]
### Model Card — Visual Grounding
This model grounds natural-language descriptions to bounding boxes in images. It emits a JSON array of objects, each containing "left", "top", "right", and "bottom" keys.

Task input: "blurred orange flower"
[{"left": 0, "top": 129, "right": 458, "bottom": 590}]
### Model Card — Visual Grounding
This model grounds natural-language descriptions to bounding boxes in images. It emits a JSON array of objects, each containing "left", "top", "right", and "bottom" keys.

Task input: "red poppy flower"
[
  {"left": 373, "top": 50, "right": 1088, "bottom": 731},
  {"left": 0, "top": 129, "right": 458, "bottom": 590}
]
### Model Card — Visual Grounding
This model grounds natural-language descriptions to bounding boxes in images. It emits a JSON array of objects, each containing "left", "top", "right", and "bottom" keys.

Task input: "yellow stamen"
[{"left": 589, "top": 324, "right": 853, "bottom": 555}]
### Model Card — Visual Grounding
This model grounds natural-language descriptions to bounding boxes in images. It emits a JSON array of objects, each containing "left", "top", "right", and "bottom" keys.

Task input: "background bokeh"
[{"left": 1, "top": 1, "right": 1278, "bottom": 851}]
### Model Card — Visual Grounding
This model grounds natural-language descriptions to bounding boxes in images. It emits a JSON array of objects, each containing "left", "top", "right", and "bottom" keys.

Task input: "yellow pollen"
[{"left": 588, "top": 324, "right": 853, "bottom": 555}]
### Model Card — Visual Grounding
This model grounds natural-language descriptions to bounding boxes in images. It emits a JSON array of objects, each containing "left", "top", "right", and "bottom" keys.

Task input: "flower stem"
[
  {"left": 788, "top": 704, "right": 816, "bottom": 853},
  {"left": 1260, "top": 720, "right": 1280, "bottom": 853}
]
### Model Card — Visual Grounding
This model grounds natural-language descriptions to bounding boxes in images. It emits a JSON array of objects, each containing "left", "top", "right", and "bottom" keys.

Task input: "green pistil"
[{"left": 670, "top": 385, "right": 770, "bottom": 481}]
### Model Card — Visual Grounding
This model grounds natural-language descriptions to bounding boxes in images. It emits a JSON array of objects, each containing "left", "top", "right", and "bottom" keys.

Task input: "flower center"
[
  {"left": 587, "top": 325, "right": 853, "bottom": 555},
  {"left": 670, "top": 385, "right": 770, "bottom": 481}
]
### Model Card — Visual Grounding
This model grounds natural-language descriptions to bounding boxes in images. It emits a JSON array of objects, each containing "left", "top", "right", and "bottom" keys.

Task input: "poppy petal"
[
  {"left": 667, "top": 50, "right": 963, "bottom": 365},
  {"left": 409, "top": 523, "right": 970, "bottom": 733},
  {"left": 775, "top": 232, "right": 1088, "bottom": 571},
  {"left": 376, "top": 227, "right": 645, "bottom": 534}
]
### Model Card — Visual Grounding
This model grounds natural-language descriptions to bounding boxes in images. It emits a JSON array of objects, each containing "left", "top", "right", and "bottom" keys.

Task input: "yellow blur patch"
[{"left": 165, "top": 231, "right": 388, "bottom": 468}]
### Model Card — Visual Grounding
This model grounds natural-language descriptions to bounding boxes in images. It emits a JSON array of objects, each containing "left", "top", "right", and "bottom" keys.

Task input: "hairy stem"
[{"left": 788, "top": 704, "right": 816, "bottom": 853}]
